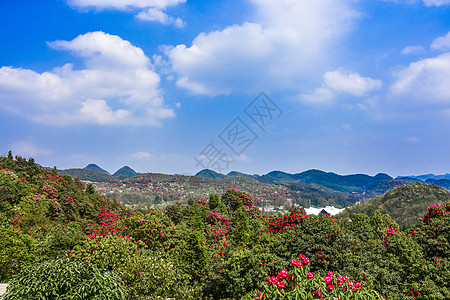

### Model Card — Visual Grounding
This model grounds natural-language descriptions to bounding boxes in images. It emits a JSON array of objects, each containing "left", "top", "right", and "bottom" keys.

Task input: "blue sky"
[{"left": 0, "top": 0, "right": 449, "bottom": 177}]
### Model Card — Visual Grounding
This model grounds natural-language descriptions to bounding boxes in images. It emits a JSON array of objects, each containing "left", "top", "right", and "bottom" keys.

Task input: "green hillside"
[
  {"left": 84, "top": 163, "right": 110, "bottom": 174},
  {"left": 338, "top": 182, "right": 450, "bottom": 228},
  {"left": 59, "top": 168, "right": 117, "bottom": 183},
  {"left": 113, "top": 166, "right": 139, "bottom": 179}
]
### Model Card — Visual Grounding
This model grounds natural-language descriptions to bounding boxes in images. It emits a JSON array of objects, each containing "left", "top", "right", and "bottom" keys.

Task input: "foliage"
[
  {"left": 2, "top": 257, "right": 125, "bottom": 300},
  {"left": 339, "top": 182, "right": 450, "bottom": 228},
  {"left": 0, "top": 227, "right": 34, "bottom": 281},
  {"left": 248, "top": 254, "right": 380, "bottom": 300}
]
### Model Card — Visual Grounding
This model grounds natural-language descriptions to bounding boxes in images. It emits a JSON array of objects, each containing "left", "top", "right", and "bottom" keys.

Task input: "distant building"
[{"left": 304, "top": 206, "right": 345, "bottom": 216}]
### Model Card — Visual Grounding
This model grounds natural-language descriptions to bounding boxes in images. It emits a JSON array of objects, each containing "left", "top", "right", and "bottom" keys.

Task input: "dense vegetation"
[
  {"left": 339, "top": 183, "right": 450, "bottom": 228},
  {"left": 1, "top": 152, "right": 449, "bottom": 299}
]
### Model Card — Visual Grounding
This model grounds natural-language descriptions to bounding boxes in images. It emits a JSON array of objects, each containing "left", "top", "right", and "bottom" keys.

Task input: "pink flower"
[
  {"left": 291, "top": 259, "right": 303, "bottom": 267},
  {"left": 277, "top": 270, "right": 289, "bottom": 280},
  {"left": 307, "top": 272, "right": 314, "bottom": 279},
  {"left": 267, "top": 276, "right": 278, "bottom": 284},
  {"left": 327, "top": 284, "right": 335, "bottom": 290},
  {"left": 276, "top": 281, "right": 285, "bottom": 289}
]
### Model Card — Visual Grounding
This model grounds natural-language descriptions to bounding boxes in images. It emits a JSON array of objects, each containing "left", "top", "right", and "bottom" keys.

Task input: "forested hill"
[
  {"left": 338, "top": 182, "right": 450, "bottom": 228},
  {"left": 59, "top": 166, "right": 421, "bottom": 209}
]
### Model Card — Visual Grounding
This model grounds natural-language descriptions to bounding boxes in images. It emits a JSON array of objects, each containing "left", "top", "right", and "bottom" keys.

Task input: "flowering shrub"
[
  {"left": 253, "top": 254, "right": 380, "bottom": 300},
  {"left": 264, "top": 207, "right": 310, "bottom": 233},
  {"left": 382, "top": 226, "right": 401, "bottom": 246},
  {"left": 221, "top": 189, "right": 255, "bottom": 212},
  {"left": 119, "top": 209, "right": 177, "bottom": 251},
  {"left": 206, "top": 212, "right": 230, "bottom": 244}
]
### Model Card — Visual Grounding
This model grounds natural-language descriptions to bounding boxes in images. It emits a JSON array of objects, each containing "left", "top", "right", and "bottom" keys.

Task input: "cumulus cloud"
[
  {"left": 67, "top": 0, "right": 185, "bottom": 26},
  {"left": 323, "top": 69, "right": 383, "bottom": 96},
  {"left": 165, "top": 0, "right": 358, "bottom": 96},
  {"left": 0, "top": 31, "right": 174, "bottom": 126},
  {"left": 431, "top": 31, "right": 450, "bottom": 51},
  {"left": 299, "top": 88, "right": 335, "bottom": 105},
  {"left": 391, "top": 52, "right": 450, "bottom": 104},
  {"left": 298, "top": 69, "right": 382, "bottom": 104},
  {"left": 136, "top": 8, "right": 184, "bottom": 27}
]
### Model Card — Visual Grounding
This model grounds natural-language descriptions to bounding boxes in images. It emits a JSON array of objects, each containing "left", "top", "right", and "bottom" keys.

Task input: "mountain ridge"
[
  {"left": 338, "top": 182, "right": 450, "bottom": 227},
  {"left": 84, "top": 163, "right": 110, "bottom": 175},
  {"left": 113, "top": 166, "right": 139, "bottom": 179}
]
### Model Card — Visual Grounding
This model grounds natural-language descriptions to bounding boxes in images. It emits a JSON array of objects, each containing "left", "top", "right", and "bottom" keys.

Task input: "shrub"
[
  {"left": 249, "top": 254, "right": 380, "bottom": 300},
  {"left": 2, "top": 257, "right": 125, "bottom": 300}
]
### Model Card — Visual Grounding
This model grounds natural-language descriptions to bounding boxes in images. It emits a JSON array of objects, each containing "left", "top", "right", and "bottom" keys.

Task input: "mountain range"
[
  {"left": 64, "top": 164, "right": 140, "bottom": 179},
  {"left": 196, "top": 169, "right": 399, "bottom": 194},
  {"left": 396, "top": 173, "right": 450, "bottom": 181},
  {"left": 57, "top": 164, "right": 449, "bottom": 211}
]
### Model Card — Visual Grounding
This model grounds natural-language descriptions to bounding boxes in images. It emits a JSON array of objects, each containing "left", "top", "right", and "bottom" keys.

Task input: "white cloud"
[
  {"left": 130, "top": 151, "right": 152, "bottom": 159},
  {"left": 0, "top": 31, "right": 174, "bottom": 126},
  {"left": 323, "top": 69, "right": 383, "bottom": 97},
  {"left": 136, "top": 8, "right": 184, "bottom": 27},
  {"left": 298, "top": 69, "right": 382, "bottom": 104},
  {"left": 67, "top": 0, "right": 185, "bottom": 26},
  {"left": 401, "top": 45, "right": 425, "bottom": 55},
  {"left": 431, "top": 31, "right": 450, "bottom": 51},
  {"left": 391, "top": 52, "right": 450, "bottom": 104},
  {"left": 80, "top": 99, "right": 131, "bottom": 124},
  {"left": 166, "top": 0, "right": 358, "bottom": 96},
  {"left": 10, "top": 141, "right": 52, "bottom": 157},
  {"left": 423, "top": 0, "right": 450, "bottom": 6},
  {"left": 298, "top": 88, "right": 335, "bottom": 105}
]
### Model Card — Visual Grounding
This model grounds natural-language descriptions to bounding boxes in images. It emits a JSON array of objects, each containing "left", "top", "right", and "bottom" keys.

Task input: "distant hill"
[
  {"left": 61, "top": 165, "right": 448, "bottom": 210},
  {"left": 426, "top": 178, "right": 450, "bottom": 190},
  {"left": 338, "top": 182, "right": 450, "bottom": 228},
  {"left": 435, "top": 173, "right": 450, "bottom": 180},
  {"left": 397, "top": 173, "right": 450, "bottom": 181},
  {"left": 196, "top": 168, "right": 450, "bottom": 195},
  {"left": 196, "top": 169, "right": 395, "bottom": 194},
  {"left": 77, "top": 170, "right": 368, "bottom": 209},
  {"left": 59, "top": 168, "right": 115, "bottom": 183},
  {"left": 113, "top": 166, "right": 139, "bottom": 179},
  {"left": 195, "top": 169, "right": 226, "bottom": 179},
  {"left": 84, "top": 164, "right": 110, "bottom": 175}
]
